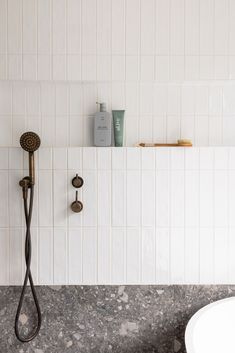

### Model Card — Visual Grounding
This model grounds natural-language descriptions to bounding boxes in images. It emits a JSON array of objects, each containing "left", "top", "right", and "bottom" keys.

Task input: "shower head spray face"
[
  {"left": 20, "top": 132, "right": 41, "bottom": 153},
  {"left": 20, "top": 132, "right": 41, "bottom": 186}
]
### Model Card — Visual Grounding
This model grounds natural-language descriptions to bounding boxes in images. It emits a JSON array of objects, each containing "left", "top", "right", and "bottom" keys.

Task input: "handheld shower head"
[
  {"left": 20, "top": 132, "right": 41, "bottom": 153},
  {"left": 20, "top": 132, "right": 41, "bottom": 186}
]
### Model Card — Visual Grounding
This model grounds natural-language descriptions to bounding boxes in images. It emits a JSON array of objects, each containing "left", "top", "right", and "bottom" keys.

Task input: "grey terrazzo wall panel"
[{"left": 0, "top": 285, "right": 234, "bottom": 353}]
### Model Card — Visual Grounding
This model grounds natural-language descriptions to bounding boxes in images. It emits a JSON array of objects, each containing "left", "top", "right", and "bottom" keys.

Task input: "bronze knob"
[
  {"left": 71, "top": 191, "right": 83, "bottom": 213},
  {"left": 72, "top": 174, "right": 84, "bottom": 188}
]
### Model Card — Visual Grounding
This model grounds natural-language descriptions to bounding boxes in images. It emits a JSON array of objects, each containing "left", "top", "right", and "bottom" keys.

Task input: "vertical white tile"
[
  {"left": 68, "top": 147, "right": 82, "bottom": 170},
  {"left": 98, "top": 170, "right": 111, "bottom": 226},
  {"left": 97, "top": 0, "right": 111, "bottom": 55},
  {"left": 9, "top": 228, "right": 22, "bottom": 285},
  {"left": 39, "top": 228, "right": 53, "bottom": 284},
  {"left": 199, "top": 56, "right": 214, "bottom": 80},
  {"left": 228, "top": 228, "right": 235, "bottom": 283},
  {"left": 112, "top": 55, "right": 125, "bottom": 81},
  {"left": 171, "top": 171, "right": 184, "bottom": 227},
  {"left": 125, "top": 0, "right": 140, "bottom": 55},
  {"left": 0, "top": 148, "right": 8, "bottom": 169},
  {"left": 30, "top": 228, "right": 38, "bottom": 282},
  {"left": 39, "top": 148, "right": 52, "bottom": 170},
  {"left": 142, "top": 171, "right": 155, "bottom": 227},
  {"left": 98, "top": 227, "right": 111, "bottom": 283},
  {"left": 196, "top": 115, "right": 210, "bottom": 143},
  {"left": 167, "top": 116, "right": 180, "bottom": 143},
  {"left": 112, "top": 0, "right": 125, "bottom": 55},
  {"left": 56, "top": 84, "right": 68, "bottom": 116},
  {"left": 200, "top": 0, "right": 214, "bottom": 55},
  {"left": 155, "top": 0, "right": 170, "bottom": 55},
  {"left": 142, "top": 228, "right": 155, "bottom": 283},
  {"left": 170, "top": 0, "right": 184, "bottom": 55},
  {"left": 112, "top": 148, "right": 126, "bottom": 170},
  {"left": 82, "top": 0, "right": 96, "bottom": 54},
  {"left": 0, "top": 229, "right": 9, "bottom": 284},
  {"left": 185, "top": 171, "right": 199, "bottom": 227},
  {"left": 69, "top": 116, "right": 84, "bottom": 147},
  {"left": 83, "top": 227, "right": 97, "bottom": 284},
  {"left": 8, "top": 56, "right": 22, "bottom": 80},
  {"left": 156, "top": 148, "right": 170, "bottom": 170},
  {"left": 52, "top": 0, "right": 66, "bottom": 54},
  {"left": 127, "top": 170, "right": 141, "bottom": 226},
  {"left": 214, "top": 147, "right": 228, "bottom": 170},
  {"left": 185, "top": 56, "right": 199, "bottom": 80},
  {"left": 0, "top": 55, "right": 6, "bottom": 79},
  {"left": 9, "top": 228, "right": 23, "bottom": 285},
  {"left": 41, "top": 83, "right": 55, "bottom": 116},
  {"left": 9, "top": 148, "right": 23, "bottom": 169},
  {"left": 141, "top": 148, "right": 155, "bottom": 170},
  {"left": 155, "top": 55, "right": 170, "bottom": 81},
  {"left": 83, "top": 148, "right": 96, "bottom": 170},
  {"left": 229, "top": 0, "right": 235, "bottom": 55},
  {"left": 111, "top": 228, "right": 125, "bottom": 284},
  {"left": 0, "top": 0, "right": 7, "bottom": 55},
  {"left": 156, "top": 228, "right": 170, "bottom": 284},
  {"left": 9, "top": 171, "right": 23, "bottom": 227},
  {"left": 68, "top": 228, "right": 82, "bottom": 284},
  {"left": 229, "top": 170, "right": 235, "bottom": 227},
  {"left": 126, "top": 148, "right": 140, "bottom": 170},
  {"left": 156, "top": 170, "right": 169, "bottom": 227},
  {"left": 185, "top": 228, "right": 199, "bottom": 284},
  {"left": 39, "top": 170, "right": 53, "bottom": 226},
  {"left": 214, "top": 171, "right": 228, "bottom": 227},
  {"left": 54, "top": 228, "right": 67, "bottom": 284},
  {"left": 200, "top": 171, "right": 213, "bottom": 227},
  {"left": 55, "top": 116, "right": 69, "bottom": 146},
  {"left": 53, "top": 147, "right": 67, "bottom": 169},
  {"left": 53, "top": 170, "right": 67, "bottom": 227},
  {"left": 0, "top": 83, "right": 12, "bottom": 115},
  {"left": 23, "top": 0, "right": 36, "bottom": 53},
  {"left": 200, "top": 228, "right": 214, "bottom": 284},
  {"left": 209, "top": 116, "right": 223, "bottom": 146},
  {"left": 200, "top": 147, "right": 214, "bottom": 170},
  {"left": 140, "top": 0, "right": 155, "bottom": 55},
  {"left": 67, "top": 0, "right": 81, "bottom": 54},
  {"left": 214, "top": 228, "right": 228, "bottom": 284},
  {"left": 153, "top": 117, "right": 167, "bottom": 143},
  {"left": 82, "top": 171, "right": 97, "bottom": 226},
  {"left": 112, "top": 170, "right": 126, "bottom": 226},
  {"left": 13, "top": 83, "right": 26, "bottom": 115},
  {"left": 97, "top": 148, "right": 111, "bottom": 170},
  {"left": 171, "top": 148, "right": 184, "bottom": 170},
  {"left": 38, "top": 0, "right": 51, "bottom": 54},
  {"left": 170, "top": 228, "right": 185, "bottom": 284},
  {"left": 214, "top": 0, "right": 229, "bottom": 55},
  {"left": 182, "top": 86, "right": 195, "bottom": 116},
  {"left": 8, "top": 0, "right": 22, "bottom": 53},
  {"left": 126, "top": 228, "right": 140, "bottom": 284},
  {"left": 52, "top": 55, "right": 66, "bottom": 80},
  {"left": 185, "top": 0, "right": 200, "bottom": 55}
]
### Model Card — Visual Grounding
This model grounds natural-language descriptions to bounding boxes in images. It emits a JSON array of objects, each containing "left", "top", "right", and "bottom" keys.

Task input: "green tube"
[{"left": 112, "top": 110, "right": 125, "bottom": 147}]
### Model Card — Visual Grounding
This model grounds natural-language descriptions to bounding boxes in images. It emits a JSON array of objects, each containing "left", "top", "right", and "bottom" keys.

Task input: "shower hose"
[{"left": 15, "top": 184, "right": 42, "bottom": 342}]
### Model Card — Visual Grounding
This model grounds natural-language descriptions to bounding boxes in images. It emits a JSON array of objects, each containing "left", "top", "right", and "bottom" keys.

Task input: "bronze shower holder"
[{"left": 71, "top": 191, "right": 83, "bottom": 213}]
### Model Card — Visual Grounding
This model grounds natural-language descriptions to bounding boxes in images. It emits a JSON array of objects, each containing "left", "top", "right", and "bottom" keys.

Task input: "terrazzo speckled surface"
[{"left": 0, "top": 285, "right": 234, "bottom": 353}]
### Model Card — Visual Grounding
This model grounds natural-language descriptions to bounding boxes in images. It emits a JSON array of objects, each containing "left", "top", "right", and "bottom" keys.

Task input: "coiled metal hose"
[{"left": 15, "top": 185, "right": 42, "bottom": 342}]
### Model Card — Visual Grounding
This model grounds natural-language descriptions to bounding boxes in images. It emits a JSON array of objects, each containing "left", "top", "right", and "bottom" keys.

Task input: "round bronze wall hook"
[
  {"left": 71, "top": 191, "right": 83, "bottom": 213},
  {"left": 72, "top": 174, "right": 84, "bottom": 188}
]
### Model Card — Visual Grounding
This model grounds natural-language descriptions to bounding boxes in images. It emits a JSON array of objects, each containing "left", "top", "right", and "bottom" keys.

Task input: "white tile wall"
[
  {"left": 1, "top": 0, "right": 235, "bottom": 146},
  {"left": 0, "top": 0, "right": 235, "bottom": 82},
  {"left": 2, "top": 81, "right": 235, "bottom": 147},
  {"left": 0, "top": 146, "right": 234, "bottom": 285}
]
